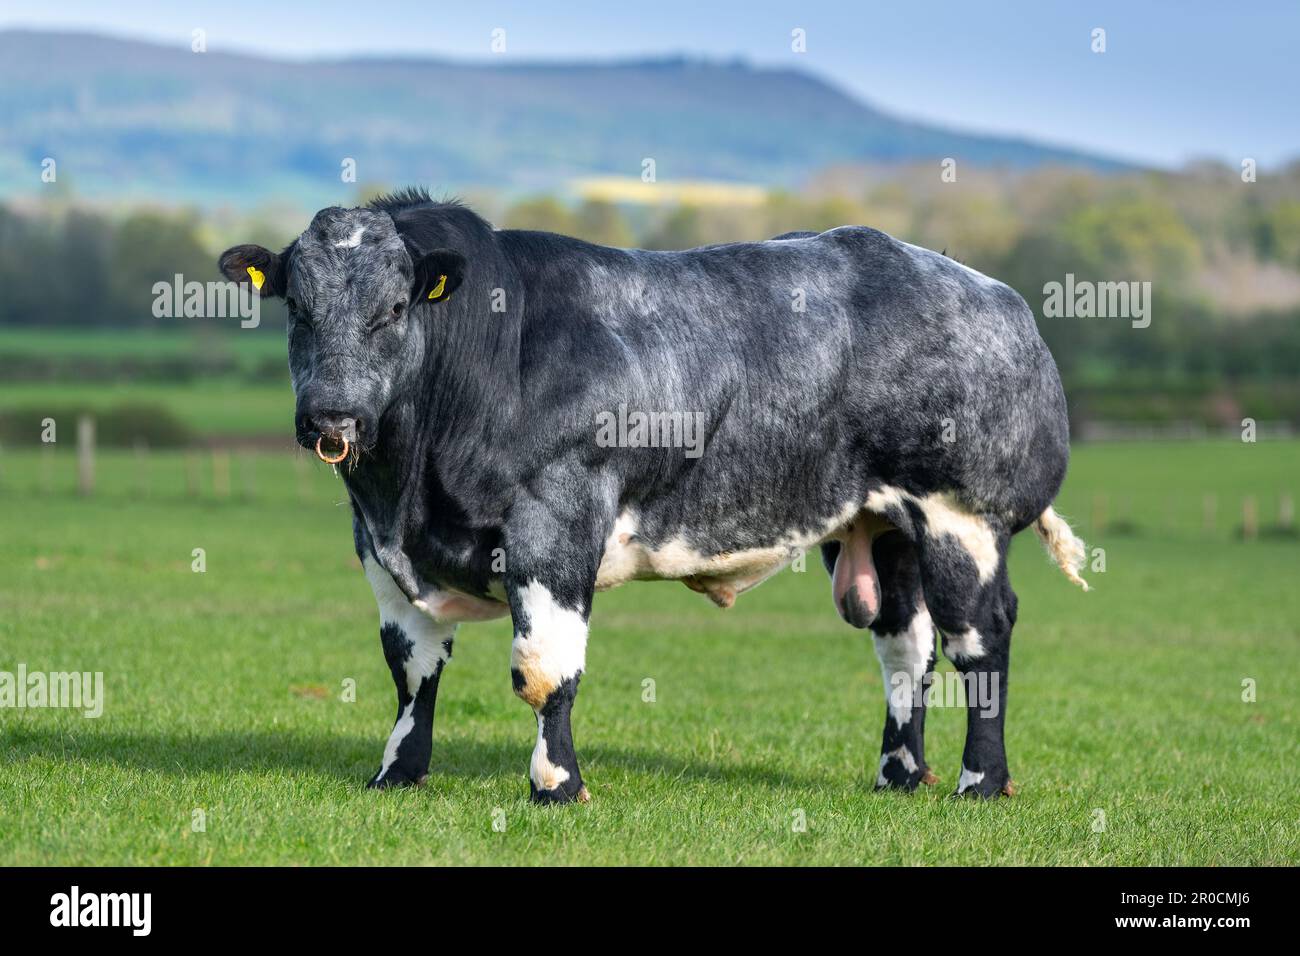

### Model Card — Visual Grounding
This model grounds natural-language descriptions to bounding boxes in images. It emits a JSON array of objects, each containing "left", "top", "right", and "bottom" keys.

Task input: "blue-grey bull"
[{"left": 219, "top": 188, "right": 1087, "bottom": 803}]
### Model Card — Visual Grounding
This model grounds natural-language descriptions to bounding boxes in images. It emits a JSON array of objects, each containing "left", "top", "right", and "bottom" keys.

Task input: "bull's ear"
[
  {"left": 218, "top": 244, "right": 285, "bottom": 298},
  {"left": 412, "top": 249, "right": 466, "bottom": 305}
]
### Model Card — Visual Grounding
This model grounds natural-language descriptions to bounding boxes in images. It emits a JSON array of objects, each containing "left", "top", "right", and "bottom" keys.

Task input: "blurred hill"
[{"left": 0, "top": 29, "right": 1133, "bottom": 207}]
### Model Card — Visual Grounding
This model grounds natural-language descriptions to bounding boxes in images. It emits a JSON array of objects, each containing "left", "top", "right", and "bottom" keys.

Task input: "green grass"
[{"left": 1, "top": 442, "right": 1297, "bottom": 865}]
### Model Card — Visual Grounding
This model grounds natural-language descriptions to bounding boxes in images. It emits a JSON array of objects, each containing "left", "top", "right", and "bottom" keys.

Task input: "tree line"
[{"left": 4, "top": 159, "right": 1299, "bottom": 422}]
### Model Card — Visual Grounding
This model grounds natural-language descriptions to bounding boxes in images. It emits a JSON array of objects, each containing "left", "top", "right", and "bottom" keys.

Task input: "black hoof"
[
  {"left": 529, "top": 778, "right": 589, "bottom": 805},
  {"left": 874, "top": 765, "right": 938, "bottom": 793},
  {"left": 367, "top": 765, "right": 428, "bottom": 790},
  {"left": 953, "top": 771, "right": 1014, "bottom": 799}
]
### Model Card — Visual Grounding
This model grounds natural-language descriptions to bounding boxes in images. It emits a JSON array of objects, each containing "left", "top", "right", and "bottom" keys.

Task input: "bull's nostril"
[{"left": 312, "top": 414, "right": 358, "bottom": 442}]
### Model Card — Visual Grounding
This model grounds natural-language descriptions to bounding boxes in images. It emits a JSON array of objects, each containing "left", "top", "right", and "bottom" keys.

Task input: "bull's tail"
[{"left": 1033, "top": 505, "right": 1090, "bottom": 591}]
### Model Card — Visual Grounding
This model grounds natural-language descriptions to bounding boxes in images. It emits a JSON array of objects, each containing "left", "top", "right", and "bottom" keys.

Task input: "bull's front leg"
[
  {"left": 363, "top": 556, "right": 455, "bottom": 789},
  {"left": 504, "top": 498, "right": 604, "bottom": 805}
]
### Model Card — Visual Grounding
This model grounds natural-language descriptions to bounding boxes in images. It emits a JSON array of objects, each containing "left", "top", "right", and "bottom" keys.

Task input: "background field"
[{"left": 1, "top": 441, "right": 1296, "bottom": 865}]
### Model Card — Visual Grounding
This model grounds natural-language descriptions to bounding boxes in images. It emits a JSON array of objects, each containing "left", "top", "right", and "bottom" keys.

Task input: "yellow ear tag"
[
  {"left": 427, "top": 274, "right": 447, "bottom": 300},
  {"left": 246, "top": 265, "right": 265, "bottom": 290}
]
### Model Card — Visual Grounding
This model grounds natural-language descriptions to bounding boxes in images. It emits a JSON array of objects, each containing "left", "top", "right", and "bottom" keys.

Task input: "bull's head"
[{"left": 219, "top": 207, "right": 464, "bottom": 462}]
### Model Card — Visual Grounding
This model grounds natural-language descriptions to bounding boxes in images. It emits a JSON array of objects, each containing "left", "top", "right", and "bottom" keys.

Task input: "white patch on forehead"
[
  {"left": 865, "top": 485, "right": 999, "bottom": 583},
  {"left": 335, "top": 225, "right": 366, "bottom": 249},
  {"left": 874, "top": 610, "right": 936, "bottom": 728}
]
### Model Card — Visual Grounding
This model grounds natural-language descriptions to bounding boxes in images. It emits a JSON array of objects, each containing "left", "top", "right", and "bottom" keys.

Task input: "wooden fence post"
[
  {"left": 135, "top": 439, "right": 150, "bottom": 499},
  {"left": 1091, "top": 493, "right": 1109, "bottom": 534},
  {"left": 212, "top": 451, "right": 231, "bottom": 500},
  {"left": 40, "top": 443, "right": 54, "bottom": 495},
  {"left": 240, "top": 454, "right": 257, "bottom": 500},
  {"left": 185, "top": 453, "right": 201, "bottom": 498},
  {"left": 76, "top": 414, "right": 95, "bottom": 496},
  {"left": 1241, "top": 496, "right": 1259, "bottom": 540}
]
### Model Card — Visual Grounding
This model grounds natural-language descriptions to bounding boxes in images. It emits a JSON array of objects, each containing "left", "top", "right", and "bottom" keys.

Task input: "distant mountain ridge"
[{"left": 0, "top": 29, "right": 1134, "bottom": 208}]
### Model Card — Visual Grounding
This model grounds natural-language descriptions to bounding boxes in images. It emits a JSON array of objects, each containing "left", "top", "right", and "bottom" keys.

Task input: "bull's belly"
[
  {"left": 411, "top": 483, "right": 992, "bottom": 621},
  {"left": 594, "top": 505, "right": 860, "bottom": 607}
]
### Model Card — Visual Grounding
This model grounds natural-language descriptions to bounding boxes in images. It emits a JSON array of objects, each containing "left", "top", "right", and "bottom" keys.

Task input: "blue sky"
[{"left": 3, "top": 0, "right": 1296, "bottom": 167}]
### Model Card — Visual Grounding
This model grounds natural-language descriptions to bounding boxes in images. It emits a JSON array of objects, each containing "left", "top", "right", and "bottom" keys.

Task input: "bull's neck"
[{"left": 343, "top": 315, "right": 522, "bottom": 531}]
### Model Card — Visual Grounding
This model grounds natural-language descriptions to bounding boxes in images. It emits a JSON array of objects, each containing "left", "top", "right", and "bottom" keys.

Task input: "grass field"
[{"left": 1, "top": 442, "right": 1297, "bottom": 865}]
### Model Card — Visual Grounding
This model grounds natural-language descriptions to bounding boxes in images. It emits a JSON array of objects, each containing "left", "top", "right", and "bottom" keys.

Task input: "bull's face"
[{"left": 219, "top": 207, "right": 464, "bottom": 461}]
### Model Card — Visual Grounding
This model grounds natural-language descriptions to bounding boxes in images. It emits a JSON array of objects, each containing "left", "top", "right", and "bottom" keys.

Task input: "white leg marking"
[
  {"left": 957, "top": 765, "right": 985, "bottom": 794},
  {"left": 365, "top": 558, "right": 454, "bottom": 780},
  {"left": 374, "top": 700, "right": 416, "bottom": 783},
  {"left": 876, "top": 746, "right": 919, "bottom": 786},
  {"left": 529, "top": 715, "right": 571, "bottom": 792},
  {"left": 365, "top": 557, "right": 454, "bottom": 694},
  {"left": 873, "top": 610, "right": 936, "bottom": 727},
  {"left": 942, "top": 627, "right": 985, "bottom": 663},
  {"left": 511, "top": 580, "right": 588, "bottom": 706}
]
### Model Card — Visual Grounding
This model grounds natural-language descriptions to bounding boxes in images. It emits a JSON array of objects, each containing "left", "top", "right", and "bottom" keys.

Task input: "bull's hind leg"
[
  {"left": 363, "top": 557, "right": 455, "bottom": 788},
  {"left": 867, "top": 533, "right": 939, "bottom": 790},
  {"left": 942, "top": 565, "right": 1016, "bottom": 798},
  {"left": 914, "top": 519, "right": 1017, "bottom": 799},
  {"left": 823, "top": 530, "right": 939, "bottom": 791}
]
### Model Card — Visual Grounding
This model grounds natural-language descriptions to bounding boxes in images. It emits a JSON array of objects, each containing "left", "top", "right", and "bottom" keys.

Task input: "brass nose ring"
[{"left": 315, "top": 435, "right": 350, "bottom": 464}]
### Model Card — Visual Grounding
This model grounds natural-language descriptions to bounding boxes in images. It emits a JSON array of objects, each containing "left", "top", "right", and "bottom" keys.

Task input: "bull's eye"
[
  {"left": 391, "top": 301, "right": 406, "bottom": 318},
  {"left": 285, "top": 297, "right": 298, "bottom": 313}
]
